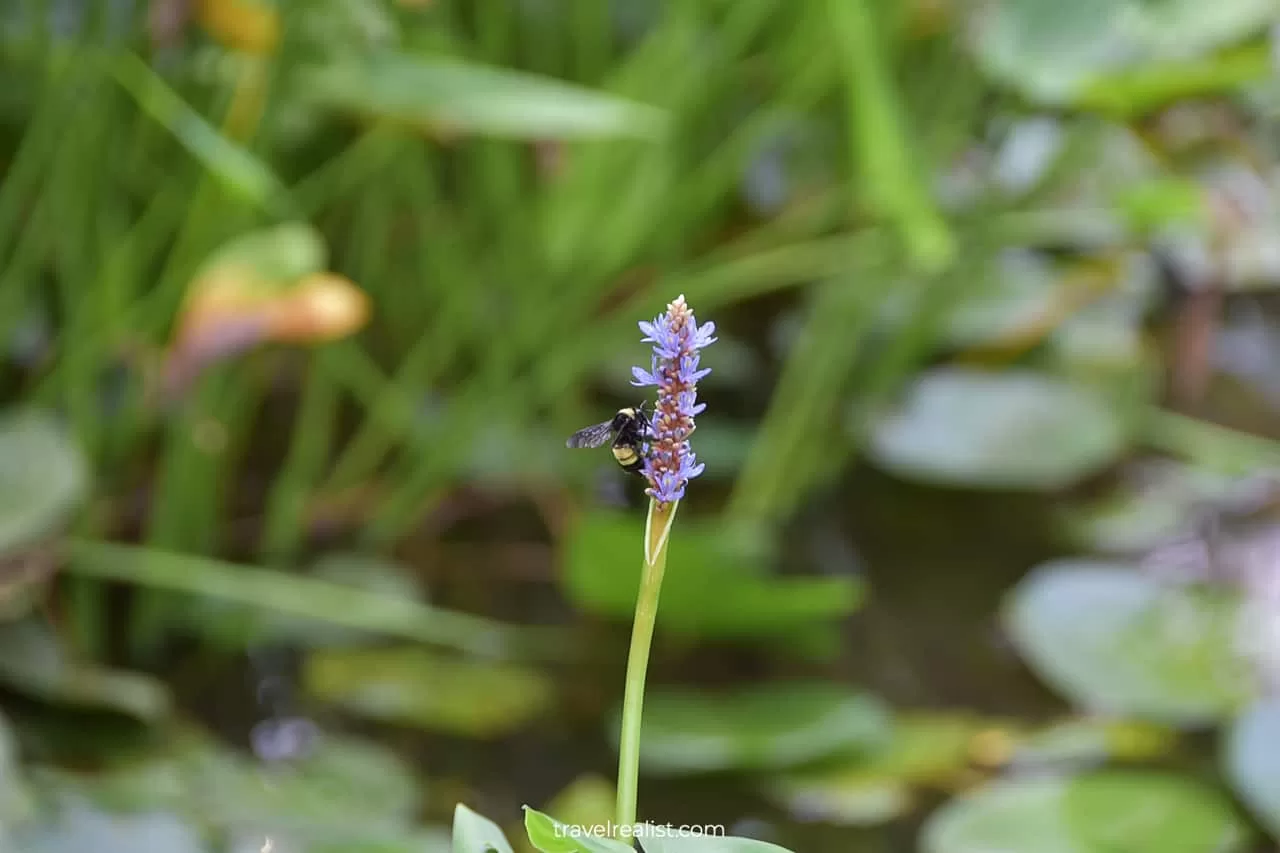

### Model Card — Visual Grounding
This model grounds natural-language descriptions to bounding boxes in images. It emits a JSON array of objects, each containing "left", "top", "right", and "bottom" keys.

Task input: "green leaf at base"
[
  {"left": 453, "top": 804, "right": 514, "bottom": 853},
  {"left": 522, "top": 807, "right": 631, "bottom": 853},
  {"left": 637, "top": 834, "right": 796, "bottom": 852}
]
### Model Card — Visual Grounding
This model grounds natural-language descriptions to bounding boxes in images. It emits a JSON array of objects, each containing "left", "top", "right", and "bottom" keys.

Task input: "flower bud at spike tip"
[{"left": 630, "top": 294, "right": 716, "bottom": 505}]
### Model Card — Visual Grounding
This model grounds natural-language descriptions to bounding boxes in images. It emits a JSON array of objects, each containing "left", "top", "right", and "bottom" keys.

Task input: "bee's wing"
[{"left": 566, "top": 420, "right": 615, "bottom": 448}]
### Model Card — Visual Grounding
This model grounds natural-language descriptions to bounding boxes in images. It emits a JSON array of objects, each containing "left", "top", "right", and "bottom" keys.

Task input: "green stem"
[{"left": 616, "top": 497, "right": 678, "bottom": 833}]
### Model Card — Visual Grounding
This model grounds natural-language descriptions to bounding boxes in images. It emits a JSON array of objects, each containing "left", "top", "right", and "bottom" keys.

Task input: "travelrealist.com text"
[{"left": 552, "top": 822, "right": 727, "bottom": 839}]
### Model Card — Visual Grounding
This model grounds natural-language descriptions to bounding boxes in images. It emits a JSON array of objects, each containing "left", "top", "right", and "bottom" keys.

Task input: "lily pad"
[
  {"left": 1223, "top": 699, "right": 1280, "bottom": 839},
  {"left": 942, "top": 250, "right": 1063, "bottom": 348},
  {"left": 1058, "top": 460, "right": 1254, "bottom": 553},
  {"left": 563, "top": 512, "right": 861, "bottom": 641},
  {"left": 13, "top": 795, "right": 206, "bottom": 853},
  {"left": 866, "top": 368, "right": 1128, "bottom": 490},
  {"left": 224, "top": 827, "right": 452, "bottom": 853},
  {"left": 762, "top": 712, "right": 988, "bottom": 825},
  {"left": 297, "top": 54, "right": 666, "bottom": 140},
  {"left": 968, "top": 0, "right": 1279, "bottom": 107},
  {"left": 182, "top": 731, "right": 422, "bottom": 841},
  {"left": 0, "top": 408, "right": 88, "bottom": 557},
  {"left": 31, "top": 731, "right": 432, "bottom": 852},
  {"left": 0, "top": 619, "right": 170, "bottom": 722},
  {"left": 614, "top": 683, "right": 890, "bottom": 775},
  {"left": 1002, "top": 560, "right": 1259, "bottom": 723},
  {"left": 303, "top": 646, "right": 555, "bottom": 738},
  {"left": 1009, "top": 717, "right": 1177, "bottom": 768},
  {"left": 922, "top": 771, "right": 1251, "bottom": 853},
  {"left": 873, "top": 252, "right": 1062, "bottom": 349}
]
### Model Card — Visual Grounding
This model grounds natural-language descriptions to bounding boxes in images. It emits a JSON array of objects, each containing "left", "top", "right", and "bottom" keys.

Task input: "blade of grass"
[
  {"left": 259, "top": 352, "right": 338, "bottom": 566},
  {"left": 1142, "top": 410, "right": 1280, "bottom": 475},
  {"left": 133, "top": 366, "right": 266, "bottom": 658},
  {"left": 109, "top": 51, "right": 294, "bottom": 216},
  {"left": 0, "top": 63, "right": 70, "bottom": 266},
  {"left": 67, "top": 539, "right": 574, "bottom": 661},
  {"left": 823, "top": 0, "right": 954, "bottom": 273},
  {"left": 291, "top": 124, "right": 405, "bottom": 218},
  {"left": 725, "top": 271, "right": 885, "bottom": 526}
]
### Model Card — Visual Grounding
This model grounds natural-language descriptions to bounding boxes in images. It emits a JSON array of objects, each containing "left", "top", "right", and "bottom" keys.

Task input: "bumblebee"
[{"left": 566, "top": 403, "right": 653, "bottom": 473}]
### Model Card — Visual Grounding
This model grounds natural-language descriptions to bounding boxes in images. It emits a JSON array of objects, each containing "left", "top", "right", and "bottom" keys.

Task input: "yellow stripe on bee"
[{"left": 612, "top": 446, "right": 637, "bottom": 465}]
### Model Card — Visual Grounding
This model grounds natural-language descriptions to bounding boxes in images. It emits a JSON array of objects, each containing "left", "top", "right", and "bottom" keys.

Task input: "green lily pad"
[
  {"left": 943, "top": 251, "right": 1062, "bottom": 348},
  {"left": 969, "top": 0, "right": 1278, "bottom": 107},
  {"left": 767, "top": 765, "right": 910, "bottom": 827},
  {"left": 1058, "top": 460, "right": 1251, "bottom": 552},
  {"left": 874, "top": 251, "right": 1067, "bottom": 349},
  {"left": 0, "top": 408, "right": 88, "bottom": 557},
  {"left": 762, "top": 712, "right": 988, "bottom": 825},
  {"left": 303, "top": 646, "right": 555, "bottom": 738},
  {"left": 866, "top": 368, "right": 1127, "bottom": 490},
  {"left": 27, "top": 751, "right": 188, "bottom": 817},
  {"left": 922, "top": 771, "right": 1251, "bottom": 853},
  {"left": 0, "top": 619, "right": 170, "bottom": 722},
  {"left": 14, "top": 794, "right": 205, "bottom": 853},
  {"left": 297, "top": 54, "right": 666, "bottom": 140},
  {"left": 1224, "top": 700, "right": 1280, "bottom": 839},
  {"left": 223, "top": 827, "right": 452, "bottom": 853},
  {"left": 1009, "top": 717, "right": 1178, "bottom": 767},
  {"left": 31, "top": 730, "right": 433, "bottom": 851},
  {"left": 183, "top": 732, "right": 422, "bottom": 841},
  {"left": 563, "top": 511, "right": 861, "bottom": 641},
  {"left": 1002, "top": 560, "right": 1259, "bottom": 723},
  {"left": 454, "top": 803, "right": 515, "bottom": 853},
  {"left": 614, "top": 683, "right": 890, "bottom": 775}
]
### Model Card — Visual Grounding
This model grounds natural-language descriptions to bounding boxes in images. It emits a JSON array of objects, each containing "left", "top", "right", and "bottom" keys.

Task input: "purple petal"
[{"left": 630, "top": 365, "right": 659, "bottom": 386}]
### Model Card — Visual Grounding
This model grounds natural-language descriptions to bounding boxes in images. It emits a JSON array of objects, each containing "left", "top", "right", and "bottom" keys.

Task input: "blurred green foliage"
[{"left": 1, "top": 0, "right": 1280, "bottom": 850}]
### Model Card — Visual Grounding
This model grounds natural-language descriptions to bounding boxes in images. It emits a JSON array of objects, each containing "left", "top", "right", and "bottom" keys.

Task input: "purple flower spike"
[{"left": 631, "top": 294, "right": 716, "bottom": 505}]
